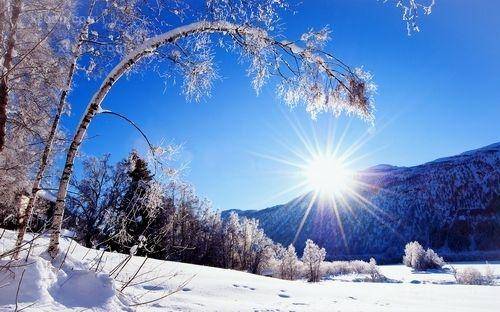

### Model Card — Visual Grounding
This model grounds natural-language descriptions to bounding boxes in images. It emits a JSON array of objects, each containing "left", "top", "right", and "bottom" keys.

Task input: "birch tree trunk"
[
  {"left": 47, "top": 21, "right": 256, "bottom": 258},
  {"left": 12, "top": 18, "right": 92, "bottom": 259},
  {"left": 0, "top": 0, "right": 22, "bottom": 152}
]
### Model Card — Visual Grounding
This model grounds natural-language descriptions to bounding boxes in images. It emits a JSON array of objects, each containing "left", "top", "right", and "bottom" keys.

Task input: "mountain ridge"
[{"left": 223, "top": 142, "right": 500, "bottom": 262}]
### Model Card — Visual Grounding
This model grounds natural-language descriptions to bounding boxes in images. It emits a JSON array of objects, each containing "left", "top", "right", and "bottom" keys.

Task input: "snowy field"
[{"left": 1, "top": 229, "right": 499, "bottom": 312}]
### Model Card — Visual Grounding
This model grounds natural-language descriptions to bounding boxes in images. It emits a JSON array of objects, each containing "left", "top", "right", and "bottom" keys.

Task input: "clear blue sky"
[{"left": 65, "top": 0, "right": 500, "bottom": 211}]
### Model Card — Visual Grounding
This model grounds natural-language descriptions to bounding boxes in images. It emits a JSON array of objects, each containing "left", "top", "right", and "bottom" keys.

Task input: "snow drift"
[{"left": 1, "top": 229, "right": 499, "bottom": 311}]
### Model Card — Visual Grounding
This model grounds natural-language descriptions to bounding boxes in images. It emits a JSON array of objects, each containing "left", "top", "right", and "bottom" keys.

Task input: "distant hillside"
[{"left": 223, "top": 143, "right": 500, "bottom": 262}]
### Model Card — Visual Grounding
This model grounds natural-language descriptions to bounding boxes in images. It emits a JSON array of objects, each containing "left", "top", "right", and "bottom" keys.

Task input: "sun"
[{"left": 303, "top": 154, "right": 353, "bottom": 197}]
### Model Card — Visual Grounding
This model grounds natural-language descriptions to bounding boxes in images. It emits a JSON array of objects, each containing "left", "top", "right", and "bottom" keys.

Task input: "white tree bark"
[
  {"left": 12, "top": 16, "right": 93, "bottom": 259},
  {"left": 47, "top": 19, "right": 359, "bottom": 258},
  {"left": 46, "top": 21, "right": 272, "bottom": 257},
  {"left": 0, "top": 0, "right": 22, "bottom": 152}
]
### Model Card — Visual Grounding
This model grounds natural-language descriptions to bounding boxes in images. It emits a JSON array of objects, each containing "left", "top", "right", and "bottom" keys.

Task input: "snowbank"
[
  {"left": 0, "top": 249, "right": 130, "bottom": 311},
  {"left": 1, "top": 229, "right": 499, "bottom": 311}
]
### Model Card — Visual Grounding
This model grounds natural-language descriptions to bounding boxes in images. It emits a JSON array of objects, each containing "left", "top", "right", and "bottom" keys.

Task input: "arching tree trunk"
[
  {"left": 12, "top": 17, "right": 92, "bottom": 259},
  {"left": 47, "top": 21, "right": 252, "bottom": 258},
  {"left": 46, "top": 19, "right": 356, "bottom": 258},
  {"left": 0, "top": 0, "right": 22, "bottom": 152}
]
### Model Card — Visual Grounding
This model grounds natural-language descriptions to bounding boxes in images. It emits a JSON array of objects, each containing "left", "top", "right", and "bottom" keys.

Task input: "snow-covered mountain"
[{"left": 224, "top": 143, "right": 500, "bottom": 262}]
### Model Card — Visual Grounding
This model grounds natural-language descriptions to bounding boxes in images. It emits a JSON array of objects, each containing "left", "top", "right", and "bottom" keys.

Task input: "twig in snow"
[
  {"left": 128, "top": 275, "right": 195, "bottom": 307},
  {"left": 14, "top": 268, "right": 26, "bottom": 312},
  {"left": 70, "top": 241, "right": 78, "bottom": 255},
  {"left": 24, "top": 236, "right": 36, "bottom": 262},
  {"left": 128, "top": 272, "right": 179, "bottom": 289},
  {"left": 109, "top": 255, "right": 132, "bottom": 278},
  {"left": 120, "top": 256, "right": 148, "bottom": 292},
  {"left": 91, "top": 249, "right": 106, "bottom": 272},
  {"left": 2, "top": 230, "right": 46, "bottom": 260},
  {"left": 80, "top": 246, "right": 92, "bottom": 261},
  {"left": 16, "top": 302, "right": 36, "bottom": 312},
  {"left": 58, "top": 240, "right": 73, "bottom": 270}
]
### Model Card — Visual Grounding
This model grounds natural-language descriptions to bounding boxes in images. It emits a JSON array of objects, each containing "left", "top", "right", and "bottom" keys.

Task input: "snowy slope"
[
  {"left": 225, "top": 142, "right": 500, "bottom": 261},
  {"left": 1, "top": 229, "right": 499, "bottom": 311}
]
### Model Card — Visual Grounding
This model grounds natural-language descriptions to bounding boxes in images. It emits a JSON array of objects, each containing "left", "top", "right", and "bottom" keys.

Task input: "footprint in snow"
[
  {"left": 233, "top": 284, "right": 255, "bottom": 290},
  {"left": 143, "top": 285, "right": 165, "bottom": 291},
  {"left": 182, "top": 287, "right": 192, "bottom": 292},
  {"left": 152, "top": 303, "right": 165, "bottom": 308}
]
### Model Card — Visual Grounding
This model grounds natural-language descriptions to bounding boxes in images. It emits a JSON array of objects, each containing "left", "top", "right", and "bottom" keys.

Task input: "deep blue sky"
[{"left": 66, "top": 0, "right": 500, "bottom": 211}]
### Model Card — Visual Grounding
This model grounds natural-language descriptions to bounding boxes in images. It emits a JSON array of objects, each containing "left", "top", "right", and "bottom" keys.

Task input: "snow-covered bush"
[
  {"left": 367, "top": 258, "right": 386, "bottom": 282},
  {"left": 322, "top": 261, "right": 353, "bottom": 276},
  {"left": 423, "top": 248, "right": 445, "bottom": 268},
  {"left": 302, "top": 239, "right": 326, "bottom": 282},
  {"left": 321, "top": 258, "right": 386, "bottom": 282},
  {"left": 350, "top": 260, "right": 373, "bottom": 274},
  {"left": 453, "top": 267, "right": 495, "bottom": 286},
  {"left": 403, "top": 241, "right": 444, "bottom": 270},
  {"left": 322, "top": 260, "right": 371, "bottom": 276}
]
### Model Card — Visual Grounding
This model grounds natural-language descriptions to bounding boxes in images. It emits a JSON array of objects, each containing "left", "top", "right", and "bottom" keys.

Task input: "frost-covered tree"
[
  {"left": 222, "top": 212, "right": 242, "bottom": 268},
  {"left": 12, "top": 0, "right": 189, "bottom": 258},
  {"left": 65, "top": 154, "right": 129, "bottom": 247},
  {"left": 238, "top": 217, "right": 275, "bottom": 274},
  {"left": 391, "top": 0, "right": 435, "bottom": 35},
  {"left": 0, "top": 0, "right": 72, "bottom": 151},
  {"left": 302, "top": 239, "right": 326, "bottom": 282},
  {"left": 194, "top": 205, "right": 224, "bottom": 264},
  {"left": 277, "top": 244, "right": 302, "bottom": 280},
  {"left": 1, "top": 0, "right": 70, "bottom": 236},
  {"left": 402, "top": 241, "right": 444, "bottom": 270},
  {"left": 46, "top": 0, "right": 380, "bottom": 258}
]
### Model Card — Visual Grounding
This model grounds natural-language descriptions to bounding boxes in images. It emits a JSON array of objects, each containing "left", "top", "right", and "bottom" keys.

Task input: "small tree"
[
  {"left": 278, "top": 245, "right": 302, "bottom": 280},
  {"left": 302, "top": 239, "right": 326, "bottom": 282},
  {"left": 222, "top": 212, "right": 242, "bottom": 269}
]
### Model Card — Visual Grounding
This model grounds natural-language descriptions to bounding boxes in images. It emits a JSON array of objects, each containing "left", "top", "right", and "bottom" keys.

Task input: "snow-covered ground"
[{"left": 1, "top": 229, "right": 498, "bottom": 311}]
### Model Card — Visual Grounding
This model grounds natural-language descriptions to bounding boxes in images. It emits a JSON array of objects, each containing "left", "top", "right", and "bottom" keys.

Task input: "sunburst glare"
[
  {"left": 302, "top": 153, "right": 354, "bottom": 198},
  {"left": 251, "top": 112, "right": 397, "bottom": 247}
]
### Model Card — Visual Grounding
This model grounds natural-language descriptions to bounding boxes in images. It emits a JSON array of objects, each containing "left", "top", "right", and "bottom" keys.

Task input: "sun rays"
[
  {"left": 302, "top": 153, "right": 354, "bottom": 197},
  {"left": 252, "top": 113, "right": 398, "bottom": 249}
]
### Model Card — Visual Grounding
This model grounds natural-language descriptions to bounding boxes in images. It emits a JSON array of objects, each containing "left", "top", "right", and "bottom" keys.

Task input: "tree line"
[{"left": 59, "top": 151, "right": 329, "bottom": 281}]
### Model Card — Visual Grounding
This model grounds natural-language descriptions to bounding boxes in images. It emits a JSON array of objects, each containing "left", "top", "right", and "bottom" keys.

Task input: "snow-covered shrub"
[
  {"left": 350, "top": 260, "right": 373, "bottom": 274},
  {"left": 453, "top": 267, "right": 496, "bottom": 285},
  {"left": 322, "top": 260, "right": 371, "bottom": 276},
  {"left": 367, "top": 258, "right": 386, "bottom": 282},
  {"left": 321, "top": 258, "right": 386, "bottom": 282},
  {"left": 322, "top": 261, "right": 353, "bottom": 276},
  {"left": 302, "top": 239, "right": 326, "bottom": 282},
  {"left": 403, "top": 241, "right": 444, "bottom": 270},
  {"left": 423, "top": 248, "right": 445, "bottom": 268}
]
